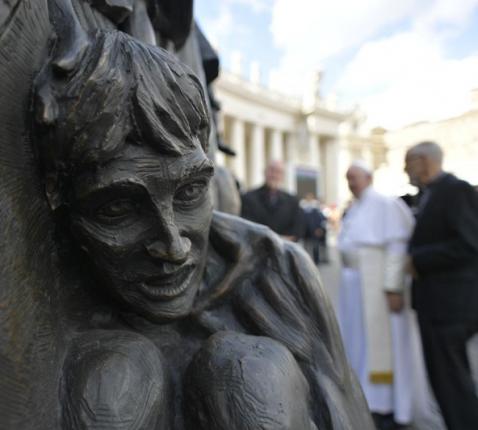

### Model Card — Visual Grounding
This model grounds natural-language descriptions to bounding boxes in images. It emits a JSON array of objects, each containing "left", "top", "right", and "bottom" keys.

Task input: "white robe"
[{"left": 337, "top": 187, "right": 444, "bottom": 427}]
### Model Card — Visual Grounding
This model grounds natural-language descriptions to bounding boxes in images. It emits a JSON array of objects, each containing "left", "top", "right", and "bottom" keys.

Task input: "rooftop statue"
[{"left": 0, "top": 0, "right": 373, "bottom": 428}]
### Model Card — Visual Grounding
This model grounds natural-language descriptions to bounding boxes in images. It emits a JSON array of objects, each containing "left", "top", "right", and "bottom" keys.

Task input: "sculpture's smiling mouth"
[{"left": 138, "top": 266, "right": 195, "bottom": 300}]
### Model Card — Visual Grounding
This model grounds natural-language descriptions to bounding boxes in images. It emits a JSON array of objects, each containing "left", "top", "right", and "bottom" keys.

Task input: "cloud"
[
  {"left": 198, "top": 1, "right": 262, "bottom": 54},
  {"left": 200, "top": 4, "right": 234, "bottom": 48},
  {"left": 271, "top": 0, "right": 416, "bottom": 61},
  {"left": 227, "top": 0, "right": 274, "bottom": 14},
  {"left": 268, "top": 0, "right": 478, "bottom": 126},
  {"left": 414, "top": 0, "right": 478, "bottom": 30},
  {"left": 337, "top": 32, "right": 441, "bottom": 97},
  {"left": 337, "top": 31, "right": 478, "bottom": 128},
  {"left": 268, "top": 0, "right": 419, "bottom": 95},
  {"left": 270, "top": 0, "right": 478, "bottom": 68}
]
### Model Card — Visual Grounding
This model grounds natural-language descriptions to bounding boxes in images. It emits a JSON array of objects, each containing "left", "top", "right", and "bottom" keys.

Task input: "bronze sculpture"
[{"left": 0, "top": 0, "right": 373, "bottom": 428}]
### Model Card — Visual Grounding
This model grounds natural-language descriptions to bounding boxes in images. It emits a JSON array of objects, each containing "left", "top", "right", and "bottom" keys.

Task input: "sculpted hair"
[{"left": 33, "top": 29, "right": 210, "bottom": 175}]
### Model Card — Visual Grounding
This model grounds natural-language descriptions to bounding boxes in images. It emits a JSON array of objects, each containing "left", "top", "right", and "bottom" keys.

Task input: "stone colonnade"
[
  {"left": 219, "top": 115, "right": 340, "bottom": 204},
  {"left": 213, "top": 72, "right": 348, "bottom": 205}
]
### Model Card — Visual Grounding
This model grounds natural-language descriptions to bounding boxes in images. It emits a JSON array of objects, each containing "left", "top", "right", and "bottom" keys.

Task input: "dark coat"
[
  {"left": 409, "top": 173, "right": 478, "bottom": 322},
  {"left": 303, "top": 206, "right": 327, "bottom": 240},
  {"left": 241, "top": 185, "right": 304, "bottom": 239}
]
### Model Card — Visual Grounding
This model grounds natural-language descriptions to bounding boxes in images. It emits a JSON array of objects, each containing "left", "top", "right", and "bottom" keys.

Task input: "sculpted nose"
[
  {"left": 146, "top": 232, "right": 191, "bottom": 266},
  {"left": 146, "top": 228, "right": 191, "bottom": 264}
]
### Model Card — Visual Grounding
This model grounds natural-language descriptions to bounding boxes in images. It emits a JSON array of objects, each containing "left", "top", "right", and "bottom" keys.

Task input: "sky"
[{"left": 195, "top": 0, "right": 478, "bottom": 130}]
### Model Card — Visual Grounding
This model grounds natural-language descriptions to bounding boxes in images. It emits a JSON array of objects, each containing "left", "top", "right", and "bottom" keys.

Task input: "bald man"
[
  {"left": 241, "top": 160, "right": 304, "bottom": 241},
  {"left": 338, "top": 161, "right": 415, "bottom": 430},
  {"left": 406, "top": 141, "right": 478, "bottom": 430}
]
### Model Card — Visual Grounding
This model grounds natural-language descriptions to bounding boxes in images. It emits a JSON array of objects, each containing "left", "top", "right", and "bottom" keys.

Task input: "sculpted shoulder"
[{"left": 62, "top": 330, "right": 168, "bottom": 429}]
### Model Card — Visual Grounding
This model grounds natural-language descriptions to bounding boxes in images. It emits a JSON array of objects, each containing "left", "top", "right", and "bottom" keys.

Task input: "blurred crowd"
[{"left": 239, "top": 142, "right": 478, "bottom": 430}]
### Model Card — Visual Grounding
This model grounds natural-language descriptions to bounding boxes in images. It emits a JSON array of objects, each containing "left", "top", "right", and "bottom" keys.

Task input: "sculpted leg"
[
  {"left": 184, "top": 331, "right": 317, "bottom": 430},
  {"left": 62, "top": 330, "right": 168, "bottom": 430}
]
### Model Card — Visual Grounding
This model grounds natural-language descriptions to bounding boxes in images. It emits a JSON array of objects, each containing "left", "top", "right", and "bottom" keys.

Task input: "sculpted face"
[
  {"left": 32, "top": 28, "right": 213, "bottom": 322},
  {"left": 69, "top": 144, "right": 214, "bottom": 322}
]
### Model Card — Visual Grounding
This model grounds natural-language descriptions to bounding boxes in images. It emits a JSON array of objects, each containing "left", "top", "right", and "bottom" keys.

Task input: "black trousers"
[{"left": 418, "top": 317, "right": 478, "bottom": 430}]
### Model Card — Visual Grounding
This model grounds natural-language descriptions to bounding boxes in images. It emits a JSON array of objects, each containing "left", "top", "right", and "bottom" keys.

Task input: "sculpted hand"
[
  {"left": 234, "top": 271, "right": 314, "bottom": 362},
  {"left": 386, "top": 292, "right": 404, "bottom": 313}
]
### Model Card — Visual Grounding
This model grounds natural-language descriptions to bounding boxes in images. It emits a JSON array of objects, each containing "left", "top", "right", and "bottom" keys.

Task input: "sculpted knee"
[
  {"left": 184, "top": 331, "right": 316, "bottom": 430},
  {"left": 62, "top": 330, "right": 167, "bottom": 430}
]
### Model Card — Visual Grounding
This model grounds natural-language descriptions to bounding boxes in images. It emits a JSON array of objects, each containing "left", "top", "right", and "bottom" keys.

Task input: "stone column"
[
  {"left": 284, "top": 133, "right": 297, "bottom": 193},
  {"left": 230, "top": 117, "right": 246, "bottom": 184},
  {"left": 270, "top": 129, "right": 284, "bottom": 161},
  {"left": 250, "top": 123, "right": 265, "bottom": 188},
  {"left": 309, "top": 133, "right": 321, "bottom": 196},
  {"left": 325, "top": 138, "right": 340, "bottom": 205},
  {"left": 362, "top": 146, "right": 374, "bottom": 168}
]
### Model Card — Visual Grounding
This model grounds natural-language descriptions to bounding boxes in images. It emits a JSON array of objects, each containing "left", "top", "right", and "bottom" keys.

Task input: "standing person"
[
  {"left": 317, "top": 199, "right": 330, "bottom": 263},
  {"left": 301, "top": 193, "right": 327, "bottom": 264},
  {"left": 338, "top": 161, "right": 415, "bottom": 430},
  {"left": 241, "top": 160, "right": 303, "bottom": 241},
  {"left": 405, "top": 141, "right": 478, "bottom": 430}
]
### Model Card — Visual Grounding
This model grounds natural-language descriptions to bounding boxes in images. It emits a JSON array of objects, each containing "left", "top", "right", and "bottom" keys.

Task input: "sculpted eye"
[
  {"left": 96, "top": 198, "right": 138, "bottom": 221},
  {"left": 175, "top": 181, "right": 208, "bottom": 205}
]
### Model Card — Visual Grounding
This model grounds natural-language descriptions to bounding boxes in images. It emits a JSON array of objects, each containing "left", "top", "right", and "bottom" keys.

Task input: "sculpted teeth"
[
  {"left": 140, "top": 282, "right": 188, "bottom": 298},
  {"left": 139, "top": 269, "right": 193, "bottom": 299}
]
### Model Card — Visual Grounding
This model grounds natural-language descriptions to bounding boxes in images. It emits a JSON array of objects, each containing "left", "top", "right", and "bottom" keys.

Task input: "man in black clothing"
[
  {"left": 400, "top": 189, "right": 424, "bottom": 217},
  {"left": 405, "top": 141, "right": 478, "bottom": 430},
  {"left": 301, "top": 193, "right": 328, "bottom": 264},
  {"left": 241, "top": 160, "right": 303, "bottom": 241}
]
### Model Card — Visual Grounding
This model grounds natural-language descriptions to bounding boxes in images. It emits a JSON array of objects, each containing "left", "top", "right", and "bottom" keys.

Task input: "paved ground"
[
  {"left": 315, "top": 238, "right": 341, "bottom": 306},
  {"left": 314, "top": 239, "right": 478, "bottom": 429}
]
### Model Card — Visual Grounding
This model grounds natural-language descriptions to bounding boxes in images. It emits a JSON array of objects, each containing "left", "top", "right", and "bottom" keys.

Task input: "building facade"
[
  {"left": 382, "top": 105, "right": 478, "bottom": 196},
  {"left": 214, "top": 69, "right": 478, "bottom": 207},
  {"left": 213, "top": 70, "right": 354, "bottom": 205}
]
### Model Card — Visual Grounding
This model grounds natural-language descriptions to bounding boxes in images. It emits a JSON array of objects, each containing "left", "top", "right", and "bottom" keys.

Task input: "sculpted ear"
[{"left": 47, "top": 0, "right": 89, "bottom": 74}]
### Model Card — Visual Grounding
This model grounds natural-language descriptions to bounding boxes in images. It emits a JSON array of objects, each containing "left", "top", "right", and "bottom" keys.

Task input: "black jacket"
[
  {"left": 241, "top": 186, "right": 304, "bottom": 239},
  {"left": 303, "top": 206, "right": 327, "bottom": 240},
  {"left": 409, "top": 173, "right": 478, "bottom": 322}
]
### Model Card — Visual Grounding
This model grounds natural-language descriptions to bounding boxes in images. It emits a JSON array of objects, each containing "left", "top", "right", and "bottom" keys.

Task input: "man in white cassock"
[{"left": 337, "top": 161, "right": 415, "bottom": 430}]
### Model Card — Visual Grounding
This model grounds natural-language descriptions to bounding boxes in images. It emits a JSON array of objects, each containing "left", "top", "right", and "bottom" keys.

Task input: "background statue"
[{"left": 0, "top": 0, "right": 373, "bottom": 428}]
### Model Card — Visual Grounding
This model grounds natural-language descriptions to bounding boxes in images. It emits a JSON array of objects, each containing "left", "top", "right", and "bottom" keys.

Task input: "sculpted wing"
[{"left": 0, "top": 2, "right": 122, "bottom": 428}]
